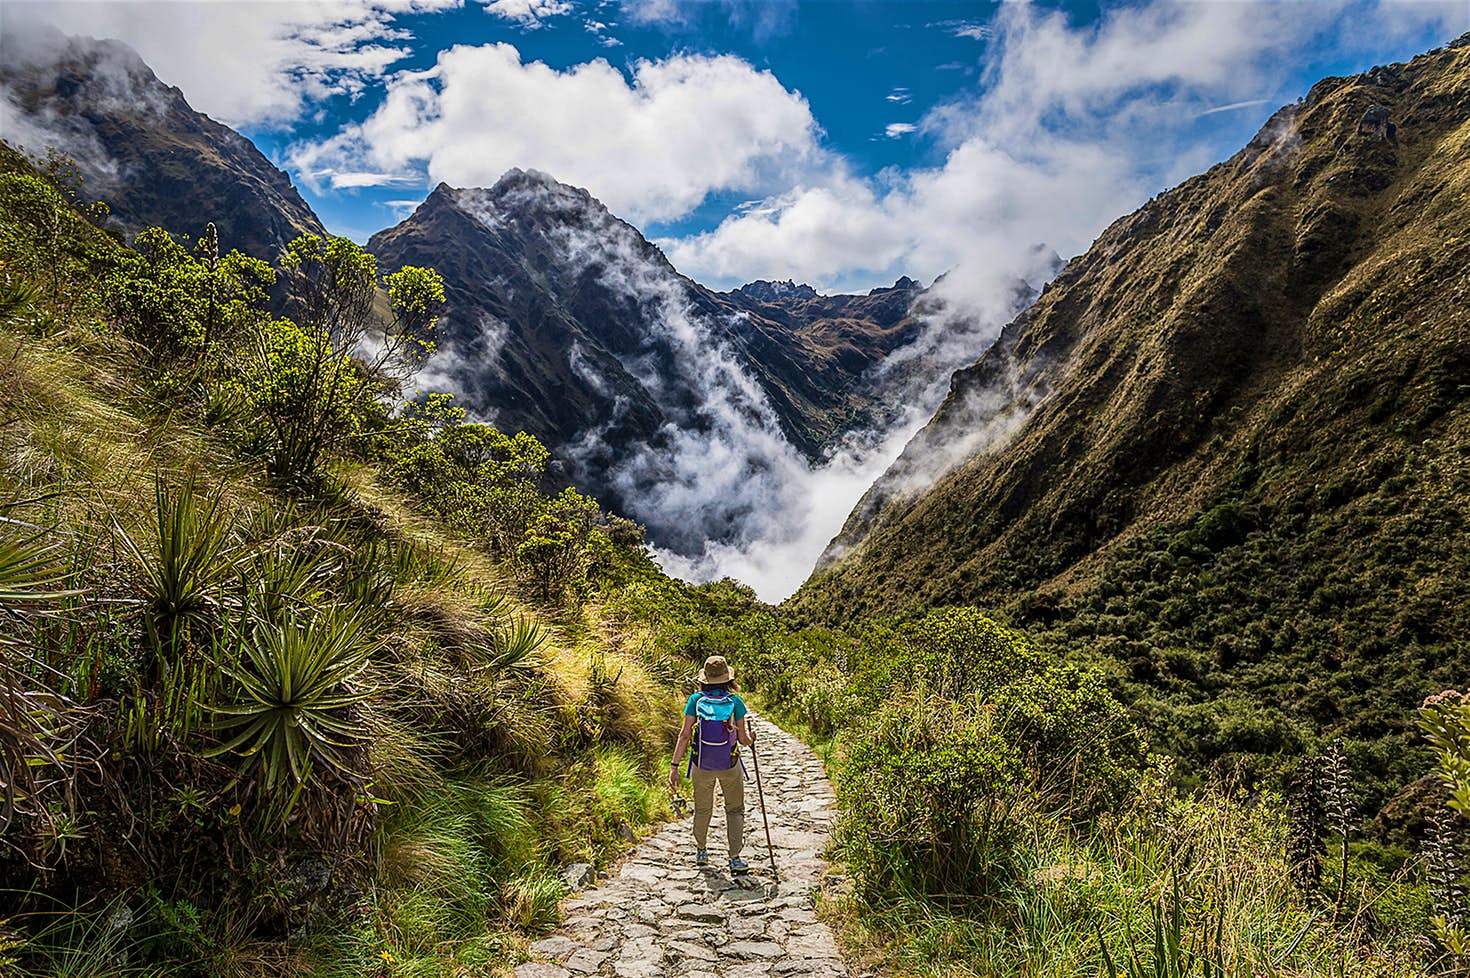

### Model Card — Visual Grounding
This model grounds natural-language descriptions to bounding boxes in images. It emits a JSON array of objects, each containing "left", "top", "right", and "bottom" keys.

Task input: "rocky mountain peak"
[
  {"left": 1, "top": 27, "right": 324, "bottom": 259},
  {"left": 453, "top": 167, "right": 615, "bottom": 232},
  {"left": 732, "top": 280, "right": 820, "bottom": 302},
  {"left": 867, "top": 276, "right": 920, "bottom": 296}
]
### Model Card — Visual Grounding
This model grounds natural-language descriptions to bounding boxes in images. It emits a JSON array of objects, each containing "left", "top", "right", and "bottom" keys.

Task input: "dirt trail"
[{"left": 515, "top": 711, "right": 848, "bottom": 978}]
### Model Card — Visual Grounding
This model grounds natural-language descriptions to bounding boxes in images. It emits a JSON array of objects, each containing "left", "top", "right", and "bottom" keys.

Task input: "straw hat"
[{"left": 697, "top": 655, "right": 734, "bottom": 684}]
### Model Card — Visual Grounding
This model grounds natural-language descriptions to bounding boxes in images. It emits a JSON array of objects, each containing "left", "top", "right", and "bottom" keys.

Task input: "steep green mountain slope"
[
  {"left": 795, "top": 37, "right": 1470, "bottom": 786},
  {"left": 0, "top": 27, "right": 325, "bottom": 259}
]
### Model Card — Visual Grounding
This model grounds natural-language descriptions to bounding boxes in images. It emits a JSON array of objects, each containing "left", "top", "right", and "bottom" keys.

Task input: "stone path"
[{"left": 516, "top": 711, "right": 847, "bottom": 978}]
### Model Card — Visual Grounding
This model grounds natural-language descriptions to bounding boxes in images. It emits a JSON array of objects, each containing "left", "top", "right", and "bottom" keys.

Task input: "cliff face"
[
  {"left": 0, "top": 28, "right": 324, "bottom": 259},
  {"left": 368, "top": 169, "right": 929, "bottom": 548}
]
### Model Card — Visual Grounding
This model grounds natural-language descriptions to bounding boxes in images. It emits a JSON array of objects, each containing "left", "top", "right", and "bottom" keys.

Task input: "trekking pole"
[{"left": 749, "top": 721, "right": 779, "bottom": 882}]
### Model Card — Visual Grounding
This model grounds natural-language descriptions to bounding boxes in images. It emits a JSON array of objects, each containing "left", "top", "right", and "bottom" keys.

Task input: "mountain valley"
[{"left": 4, "top": 18, "right": 1470, "bottom": 978}]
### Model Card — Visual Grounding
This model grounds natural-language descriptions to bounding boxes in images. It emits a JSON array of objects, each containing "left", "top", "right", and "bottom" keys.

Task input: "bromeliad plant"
[
  {"left": 206, "top": 606, "right": 380, "bottom": 822},
  {"left": 114, "top": 475, "right": 249, "bottom": 747},
  {"left": 486, "top": 616, "right": 548, "bottom": 675},
  {"left": 114, "top": 475, "right": 245, "bottom": 657}
]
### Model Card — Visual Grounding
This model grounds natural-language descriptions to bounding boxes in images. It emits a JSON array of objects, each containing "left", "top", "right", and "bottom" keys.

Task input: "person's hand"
[{"left": 667, "top": 764, "right": 679, "bottom": 793}]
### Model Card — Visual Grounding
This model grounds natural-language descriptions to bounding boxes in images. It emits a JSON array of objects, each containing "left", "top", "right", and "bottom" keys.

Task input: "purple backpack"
[{"left": 693, "top": 693, "right": 738, "bottom": 771}]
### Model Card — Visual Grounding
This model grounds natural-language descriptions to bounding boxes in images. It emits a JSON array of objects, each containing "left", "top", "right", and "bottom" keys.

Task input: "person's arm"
[
  {"left": 668, "top": 714, "right": 696, "bottom": 790},
  {"left": 735, "top": 716, "right": 754, "bottom": 747}
]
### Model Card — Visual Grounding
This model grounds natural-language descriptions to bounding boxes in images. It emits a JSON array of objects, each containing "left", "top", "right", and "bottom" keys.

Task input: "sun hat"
[{"left": 697, "top": 655, "right": 734, "bottom": 685}]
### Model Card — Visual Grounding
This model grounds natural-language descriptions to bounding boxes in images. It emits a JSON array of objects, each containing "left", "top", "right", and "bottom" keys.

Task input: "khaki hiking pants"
[{"left": 690, "top": 764, "right": 744, "bottom": 857}]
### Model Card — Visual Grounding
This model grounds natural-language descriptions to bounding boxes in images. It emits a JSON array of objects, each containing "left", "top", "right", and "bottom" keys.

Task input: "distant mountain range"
[
  {"left": 3, "top": 29, "right": 977, "bottom": 555},
  {"left": 366, "top": 172, "right": 945, "bottom": 548},
  {"left": 0, "top": 25, "right": 324, "bottom": 259},
  {"left": 369, "top": 172, "right": 924, "bottom": 460}
]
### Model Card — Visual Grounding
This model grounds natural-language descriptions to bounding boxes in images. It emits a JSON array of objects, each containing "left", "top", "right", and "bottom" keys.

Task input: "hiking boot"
[
  {"left": 729, "top": 857, "right": 749, "bottom": 874},
  {"left": 695, "top": 849, "right": 708, "bottom": 866}
]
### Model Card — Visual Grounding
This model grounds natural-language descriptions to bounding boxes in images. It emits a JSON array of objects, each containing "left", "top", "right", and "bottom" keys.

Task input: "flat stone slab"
[
  {"left": 515, "top": 965, "right": 570, "bottom": 978},
  {"left": 726, "top": 940, "right": 784, "bottom": 959},
  {"left": 564, "top": 948, "right": 608, "bottom": 974},
  {"left": 529, "top": 935, "right": 578, "bottom": 961}
]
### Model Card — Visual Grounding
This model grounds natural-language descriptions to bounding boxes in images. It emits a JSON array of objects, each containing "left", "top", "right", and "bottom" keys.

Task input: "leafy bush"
[
  {"left": 834, "top": 610, "right": 1144, "bottom": 904},
  {"left": 841, "top": 691, "right": 1028, "bottom": 902}
]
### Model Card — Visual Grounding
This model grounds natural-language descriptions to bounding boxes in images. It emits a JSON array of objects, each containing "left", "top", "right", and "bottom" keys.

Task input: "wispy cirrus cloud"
[
  {"left": 482, "top": 0, "right": 572, "bottom": 28},
  {"left": 1198, "top": 97, "right": 1273, "bottom": 117},
  {"left": 620, "top": 0, "right": 797, "bottom": 38}
]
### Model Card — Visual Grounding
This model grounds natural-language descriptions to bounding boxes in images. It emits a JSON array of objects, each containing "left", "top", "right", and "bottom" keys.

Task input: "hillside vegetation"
[
  {"left": 0, "top": 141, "right": 683, "bottom": 976},
  {"left": 795, "top": 37, "right": 1470, "bottom": 805},
  {"left": 620, "top": 577, "right": 1466, "bottom": 977}
]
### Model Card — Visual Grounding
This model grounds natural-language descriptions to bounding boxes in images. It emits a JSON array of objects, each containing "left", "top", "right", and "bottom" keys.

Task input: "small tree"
[
  {"left": 515, "top": 487, "right": 600, "bottom": 602},
  {"left": 249, "top": 235, "right": 444, "bottom": 483},
  {"left": 105, "top": 226, "right": 274, "bottom": 368},
  {"left": 384, "top": 394, "right": 556, "bottom": 553}
]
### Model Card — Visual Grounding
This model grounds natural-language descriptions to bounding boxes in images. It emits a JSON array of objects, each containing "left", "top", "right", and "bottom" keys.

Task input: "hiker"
[{"left": 668, "top": 655, "right": 755, "bottom": 873}]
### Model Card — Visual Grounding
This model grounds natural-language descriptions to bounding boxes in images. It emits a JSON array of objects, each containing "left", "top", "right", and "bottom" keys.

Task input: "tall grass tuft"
[
  {"left": 1098, "top": 874, "right": 1227, "bottom": 978},
  {"left": 502, "top": 865, "right": 565, "bottom": 933},
  {"left": 0, "top": 510, "right": 90, "bottom": 855},
  {"left": 18, "top": 896, "right": 168, "bottom": 978},
  {"left": 592, "top": 745, "right": 667, "bottom": 831}
]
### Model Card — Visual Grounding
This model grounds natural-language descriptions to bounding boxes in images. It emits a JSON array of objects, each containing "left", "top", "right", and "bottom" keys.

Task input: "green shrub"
[
  {"left": 835, "top": 609, "right": 1144, "bottom": 906},
  {"left": 840, "top": 690, "right": 1029, "bottom": 902}
]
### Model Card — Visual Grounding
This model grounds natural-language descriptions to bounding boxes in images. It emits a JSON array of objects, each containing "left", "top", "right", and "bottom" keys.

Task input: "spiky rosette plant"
[
  {"left": 206, "top": 606, "right": 380, "bottom": 819},
  {"left": 0, "top": 509, "right": 90, "bottom": 863}
]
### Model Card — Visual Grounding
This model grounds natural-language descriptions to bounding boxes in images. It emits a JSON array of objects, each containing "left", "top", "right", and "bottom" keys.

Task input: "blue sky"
[
  {"left": 15, "top": 0, "right": 1470, "bottom": 294},
  {"left": 255, "top": 0, "right": 1002, "bottom": 242}
]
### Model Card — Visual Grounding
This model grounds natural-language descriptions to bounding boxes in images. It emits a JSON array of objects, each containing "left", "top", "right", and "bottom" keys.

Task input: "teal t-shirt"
[{"left": 685, "top": 691, "right": 747, "bottom": 720}]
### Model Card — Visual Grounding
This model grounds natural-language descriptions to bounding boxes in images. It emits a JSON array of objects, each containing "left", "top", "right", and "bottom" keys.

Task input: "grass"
[
  {"left": 817, "top": 784, "right": 1427, "bottom": 978},
  {"left": 593, "top": 744, "right": 671, "bottom": 830}
]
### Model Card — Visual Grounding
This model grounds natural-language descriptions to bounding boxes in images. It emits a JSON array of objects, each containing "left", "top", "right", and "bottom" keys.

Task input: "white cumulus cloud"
[
  {"left": 289, "top": 44, "right": 822, "bottom": 222},
  {"left": 663, "top": 0, "right": 1469, "bottom": 304}
]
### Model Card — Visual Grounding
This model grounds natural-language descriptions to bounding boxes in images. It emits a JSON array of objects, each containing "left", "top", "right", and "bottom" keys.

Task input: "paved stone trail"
[{"left": 516, "top": 712, "right": 847, "bottom": 978}]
